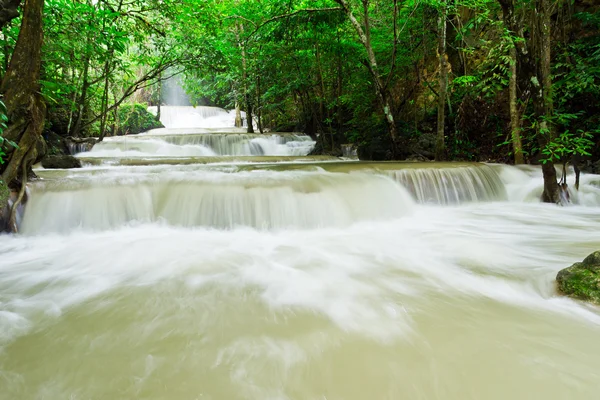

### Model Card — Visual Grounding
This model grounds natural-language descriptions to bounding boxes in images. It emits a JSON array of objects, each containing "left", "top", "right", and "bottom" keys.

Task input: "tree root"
[{"left": 8, "top": 160, "right": 27, "bottom": 233}]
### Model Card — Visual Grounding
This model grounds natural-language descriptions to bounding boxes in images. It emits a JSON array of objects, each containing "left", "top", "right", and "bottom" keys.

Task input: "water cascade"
[
  {"left": 3, "top": 103, "right": 600, "bottom": 398},
  {"left": 386, "top": 164, "right": 507, "bottom": 204},
  {"left": 148, "top": 105, "right": 247, "bottom": 129},
  {"left": 66, "top": 142, "right": 94, "bottom": 155},
  {"left": 21, "top": 171, "right": 414, "bottom": 234},
  {"left": 82, "top": 132, "right": 315, "bottom": 158}
]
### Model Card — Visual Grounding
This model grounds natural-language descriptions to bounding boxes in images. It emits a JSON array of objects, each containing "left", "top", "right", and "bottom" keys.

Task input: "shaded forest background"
[{"left": 0, "top": 0, "right": 599, "bottom": 173}]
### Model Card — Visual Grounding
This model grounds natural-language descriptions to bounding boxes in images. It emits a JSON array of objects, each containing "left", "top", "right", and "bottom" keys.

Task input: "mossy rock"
[
  {"left": 41, "top": 155, "right": 82, "bottom": 169},
  {"left": 556, "top": 251, "right": 600, "bottom": 304},
  {"left": 115, "top": 103, "right": 164, "bottom": 135}
]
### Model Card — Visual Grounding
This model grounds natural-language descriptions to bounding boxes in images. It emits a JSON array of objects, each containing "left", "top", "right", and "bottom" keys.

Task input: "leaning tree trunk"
[
  {"left": 0, "top": 0, "right": 46, "bottom": 232},
  {"left": 335, "top": 0, "right": 399, "bottom": 144}
]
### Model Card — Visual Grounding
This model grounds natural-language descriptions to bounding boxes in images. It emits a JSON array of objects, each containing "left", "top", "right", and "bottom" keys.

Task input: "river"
[{"left": 1, "top": 106, "right": 599, "bottom": 399}]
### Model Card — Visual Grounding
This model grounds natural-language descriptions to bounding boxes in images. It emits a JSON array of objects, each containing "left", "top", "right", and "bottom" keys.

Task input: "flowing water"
[
  {"left": 2, "top": 111, "right": 600, "bottom": 399},
  {"left": 73, "top": 106, "right": 316, "bottom": 158}
]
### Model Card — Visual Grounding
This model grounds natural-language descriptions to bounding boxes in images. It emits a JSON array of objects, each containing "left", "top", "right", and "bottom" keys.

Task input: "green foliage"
[
  {"left": 0, "top": 0, "right": 598, "bottom": 164},
  {"left": 114, "top": 103, "right": 164, "bottom": 136}
]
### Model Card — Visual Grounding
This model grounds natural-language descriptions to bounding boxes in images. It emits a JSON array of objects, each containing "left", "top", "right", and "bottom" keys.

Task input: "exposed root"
[{"left": 9, "top": 160, "right": 27, "bottom": 233}]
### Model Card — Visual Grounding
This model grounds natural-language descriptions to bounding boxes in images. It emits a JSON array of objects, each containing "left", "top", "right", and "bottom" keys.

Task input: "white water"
[
  {"left": 3, "top": 125, "right": 600, "bottom": 398},
  {"left": 148, "top": 105, "right": 246, "bottom": 129},
  {"left": 2, "top": 198, "right": 600, "bottom": 399},
  {"left": 77, "top": 105, "right": 316, "bottom": 157}
]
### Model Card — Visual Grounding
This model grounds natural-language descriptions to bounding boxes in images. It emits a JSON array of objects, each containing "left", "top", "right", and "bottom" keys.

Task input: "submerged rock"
[
  {"left": 41, "top": 155, "right": 82, "bottom": 169},
  {"left": 556, "top": 251, "right": 600, "bottom": 304}
]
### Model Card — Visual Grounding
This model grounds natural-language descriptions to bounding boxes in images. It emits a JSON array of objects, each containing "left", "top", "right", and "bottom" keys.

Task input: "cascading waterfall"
[
  {"left": 81, "top": 133, "right": 315, "bottom": 158},
  {"left": 148, "top": 105, "right": 246, "bottom": 129},
  {"left": 21, "top": 171, "right": 414, "bottom": 234},
  {"left": 386, "top": 164, "right": 507, "bottom": 204},
  {"left": 66, "top": 142, "right": 94, "bottom": 155},
  {"left": 5, "top": 96, "right": 600, "bottom": 400}
]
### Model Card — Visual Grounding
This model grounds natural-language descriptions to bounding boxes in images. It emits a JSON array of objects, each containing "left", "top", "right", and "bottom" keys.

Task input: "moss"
[
  {"left": 0, "top": 180, "right": 9, "bottom": 206},
  {"left": 556, "top": 251, "right": 600, "bottom": 304},
  {"left": 115, "top": 103, "right": 164, "bottom": 136}
]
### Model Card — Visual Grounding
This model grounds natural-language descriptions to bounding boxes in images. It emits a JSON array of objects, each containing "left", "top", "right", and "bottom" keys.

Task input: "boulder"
[
  {"left": 556, "top": 251, "right": 600, "bottom": 304},
  {"left": 41, "top": 155, "right": 82, "bottom": 169}
]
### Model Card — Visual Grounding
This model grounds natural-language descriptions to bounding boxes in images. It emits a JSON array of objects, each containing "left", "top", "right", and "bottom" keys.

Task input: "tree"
[
  {"left": 435, "top": 0, "right": 448, "bottom": 161},
  {"left": 334, "top": 0, "right": 399, "bottom": 144},
  {"left": 497, "top": 0, "right": 558, "bottom": 202},
  {"left": 0, "top": 0, "right": 45, "bottom": 231}
]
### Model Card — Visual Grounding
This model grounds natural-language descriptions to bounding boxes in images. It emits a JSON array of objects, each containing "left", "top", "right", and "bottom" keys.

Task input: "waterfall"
[
  {"left": 21, "top": 172, "right": 414, "bottom": 234},
  {"left": 148, "top": 105, "right": 249, "bottom": 129},
  {"left": 81, "top": 133, "right": 316, "bottom": 158},
  {"left": 386, "top": 164, "right": 507, "bottom": 204},
  {"left": 67, "top": 142, "right": 94, "bottom": 155}
]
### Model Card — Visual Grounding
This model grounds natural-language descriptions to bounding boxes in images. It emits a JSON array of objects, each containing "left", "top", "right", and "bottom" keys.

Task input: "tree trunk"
[
  {"left": 498, "top": 0, "right": 558, "bottom": 202},
  {"left": 70, "top": 54, "right": 90, "bottom": 137},
  {"left": 241, "top": 47, "right": 254, "bottom": 133},
  {"left": 334, "top": 0, "right": 398, "bottom": 143},
  {"left": 256, "top": 74, "right": 263, "bottom": 134},
  {"left": 509, "top": 46, "right": 524, "bottom": 164},
  {"left": 156, "top": 74, "right": 161, "bottom": 122},
  {"left": 435, "top": 0, "right": 448, "bottom": 161},
  {"left": 536, "top": 0, "right": 559, "bottom": 203},
  {"left": 98, "top": 55, "right": 112, "bottom": 142},
  {"left": 234, "top": 102, "right": 242, "bottom": 127},
  {"left": 0, "top": 0, "right": 45, "bottom": 232}
]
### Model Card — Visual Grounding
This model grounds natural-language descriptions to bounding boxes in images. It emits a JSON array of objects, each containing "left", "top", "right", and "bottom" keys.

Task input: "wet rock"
[
  {"left": 41, "top": 155, "right": 82, "bottom": 169},
  {"left": 556, "top": 251, "right": 600, "bottom": 304},
  {"left": 357, "top": 134, "right": 395, "bottom": 161}
]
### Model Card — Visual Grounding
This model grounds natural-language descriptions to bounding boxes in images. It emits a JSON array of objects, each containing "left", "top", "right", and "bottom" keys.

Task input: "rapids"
[{"left": 1, "top": 113, "right": 600, "bottom": 399}]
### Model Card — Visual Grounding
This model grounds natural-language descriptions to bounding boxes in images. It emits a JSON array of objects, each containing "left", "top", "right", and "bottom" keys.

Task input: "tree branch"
[{"left": 244, "top": 7, "right": 343, "bottom": 44}]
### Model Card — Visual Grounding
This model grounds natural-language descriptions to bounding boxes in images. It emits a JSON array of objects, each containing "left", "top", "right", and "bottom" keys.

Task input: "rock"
[
  {"left": 556, "top": 251, "right": 600, "bottom": 304},
  {"left": 116, "top": 103, "right": 164, "bottom": 135},
  {"left": 41, "top": 155, "right": 82, "bottom": 169},
  {"left": 43, "top": 131, "right": 70, "bottom": 156},
  {"left": 357, "top": 134, "right": 395, "bottom": 161}
]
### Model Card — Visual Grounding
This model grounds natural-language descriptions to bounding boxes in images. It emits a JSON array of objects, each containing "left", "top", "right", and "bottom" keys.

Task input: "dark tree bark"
[
  {"left": 435, "top": 0, "right": 448, "bottom": 161},
  {"left": 0, "top": 0, "right": 22, "bottom": 30},
  {"left": 497, "top": 0, "right": 559, "bottom": 203},
  {"left": 0, "top": 0, "right": 45, "bottom": 231},
  {"left": 1, "top": 0, "right": 45, "bottom": 182}
]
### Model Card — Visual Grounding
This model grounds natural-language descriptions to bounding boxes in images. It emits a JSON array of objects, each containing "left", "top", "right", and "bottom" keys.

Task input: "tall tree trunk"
[
  {"left": 98, "top": 55, "right": 112, "bottom": 142},
  {"left": 70, "top": 55, "right": 90, "bottom": 137},
  {"left": 535, "top": 0, "right": 559, "bottom": 203},
  {"left": 0, "top": 0, "right": 45, "bottom": 232},
  {"left": 498, "top": 0, "right": 558, "bottom": 202},
  {"left": 334, "top": 0, "right": 398, "bottom": 143},
  {"left": 256, "top": 74, "right": 263, "bottom": 134},
  {"left": 436, "top": 0, "right": 448, "bottom": 161},
  {"left": 234, "top": 102, "right": 242, "bottom": 128},
  {"left": 509, "top": 46, "right": 524, "bottom": 164},
  {"left": 156, "top": 74, "right": 161, "bottom": 122},
  {"left": 241, "top": 44, "right": 254, "bottom": 133}
]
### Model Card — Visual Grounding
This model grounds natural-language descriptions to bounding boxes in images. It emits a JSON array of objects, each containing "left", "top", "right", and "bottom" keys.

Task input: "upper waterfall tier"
[
  {"left": 147, "top": 105, "right": 247, "bottom": 129},
  {"left": 79, "top": 132, "right": 316, "bottom": 158}
]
